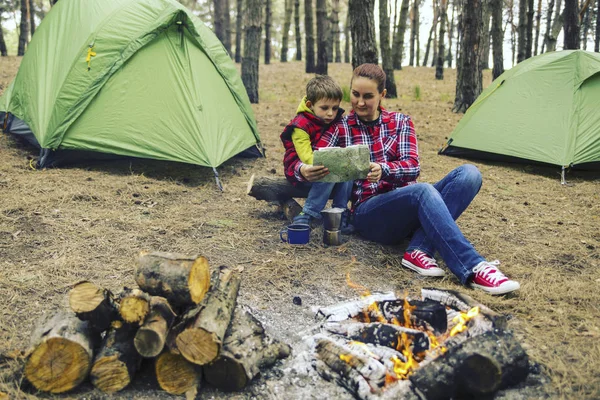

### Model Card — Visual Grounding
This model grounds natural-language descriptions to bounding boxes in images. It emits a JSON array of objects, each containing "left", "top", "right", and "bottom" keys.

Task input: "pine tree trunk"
[
  {"left": 265, "top": 0, "right": 272, "bottom": 64},
  {"left": 392, "top": 0, "right": 410, "bottom": 69},
  {"left": 29, "top": 0, "right": 35, "bottom": 37},
  {"left": 213, "top": 0, "right": 227, "bottom": 50},
  {"left": 533, "top": 0, "right": 542, "bottom": 55},
  {"left": 294, "top": 0, "right": 302, "bottom": 60},
  {"left": 327, "top": 12, "right": 334, "bottom": 63},
  {"left": 17, "top": 0, "right": 29, "bottom": 56},
  {"left": 0, "top": 18, "right": 7, "bottom": 56},
  {"left": 563, "top": 0, "right": 580, "bottom": 49},
  {"left": 409, "top": 0, "right": 419, "bottom": 66},
  {"left": 447, "top": 0, "right": 455, "bottom": 67},
  {"left": 580, "top": 1, "right": 591, "bottom": 49},
  {"left": 344, "top": 5, "right": 351, "bottom": 63},
  {"left": 545, "top": 0, "right": 563, "bottom": 52},
  {"left": 315, "top": 0, "right": 328, "bottom": 74},
  {"left": 596, "top": 0, "right": 600, "bottom": 52},
  {"left": 281, "top": 0, "right": 293, "bottom": 62},
  {"left": 349, "top": 0, "right": 378, "bottom": 69},
  {"left": 224, "top": 0, "right": 232, "bottom": 54},
  {"left": 525, "top": 0, "right": 534, "bottom": 58},
  {"left": 481, "top": 2, "right": 491, "bottom": 69},
  {"left": 541, "top": 0, "right": 555, "bottom": 53},
  {"left": 235, "top": 0, "right": 243, "bottom": 62},
  {"left": 305, "top": 0, "right": 316, "bottom": 72},
  {"left": 423, "top": 1, "right": 439, "bottom": 67},
  {"left": 509, "top": 0, "right": 516, "bottom": 65},
  {"left": 380, "top": 0, "right": 398, "bottom": 97},
  {"left": 435, "top": 0, "right": 447, "bottom": 79},
  {"left": 491, "top": 0, "right": 504, "bottom": 80},
  {"left": 242, "top": 0, "right": 262, "bottom": 103},
  {"left": 332, "top": 0, "right": 341, "bottom": 62},
  {"left": 453, "top": 0, "right": 483, "bottom": 114},
  {"left": 517, "top": 0, "right": 527, "bottom": 62}
]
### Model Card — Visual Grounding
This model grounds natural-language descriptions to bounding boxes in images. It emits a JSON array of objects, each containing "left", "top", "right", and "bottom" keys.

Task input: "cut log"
[
  {"left": 155, "top": 350, "right": 201, "bottom": 395},
  {"left": 175, "top": 268, "right": 241, "bottom": 365},
  {"left": 314, "top": 292, "right": 397, "bottom": 322},
  {"left": 135, "top": 251, "right": 211, "bottom": 309},
  {"left": 90, "top": 321, "right": 141, "bottom": 393},
  {"left": 134, "top": 296, "right": 177, "bottom": 358},
  {"left": 367, "top": 299, "right": 448, "bottom": 335},
  {"left": 281, "top": 198, "right": 303, "bottom": 221},
  {"left": 325, "top": 322, "right": 430, "bottom": 354},
  {"left": 118, "top": 288, "right": 151, "bottom": 325},
  {"left": 203, "top": 308, "right": 291, "bottom": 391},
  {"left": 409, "top": 330, "right": 529, "bottom": 400},
  {"left": 24, "top": 311, "right": 99, "bottom": 393},
  {"left": 69, "top": 281, "right": 119, "bottom": 332},
  {"left": 247, "top": 175, "right": 337, "bottom": 202}
]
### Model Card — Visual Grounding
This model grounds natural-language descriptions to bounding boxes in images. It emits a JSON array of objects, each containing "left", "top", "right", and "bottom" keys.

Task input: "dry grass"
[{"left": 1, "top": 56, "right": 599, "bottom": 399}]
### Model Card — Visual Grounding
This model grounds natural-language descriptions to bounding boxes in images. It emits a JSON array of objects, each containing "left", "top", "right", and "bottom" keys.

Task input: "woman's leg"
[
  {"left": 353, "top": 181, "right": 483, "bottom": 284},
  {"left": 407, "top": 164, "right": 482, "bottom": 257}
]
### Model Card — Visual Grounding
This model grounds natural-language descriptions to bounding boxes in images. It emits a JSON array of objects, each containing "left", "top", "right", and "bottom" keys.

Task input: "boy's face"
[{"left": 308, "top": 98, "right": 341, "bottom": 124}]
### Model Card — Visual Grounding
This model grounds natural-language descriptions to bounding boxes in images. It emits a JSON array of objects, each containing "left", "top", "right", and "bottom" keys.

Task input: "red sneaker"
[
  {"left": 469, "top": 261, "right": 520, "bottom": 295},
  {"left": 401, "top": 250, "right": 445, "bottom": 277}
]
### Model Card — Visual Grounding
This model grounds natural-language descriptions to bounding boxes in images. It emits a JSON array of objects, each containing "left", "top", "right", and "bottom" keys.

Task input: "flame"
[
  {"left": 346, "top": 272, "right": 370, "bottom": 297},
  {"left": 367, "top": 301, "right": 387, "bottom": 323},
  {"left": 450, "top": 306, "right": 480, "bottom": 337},
  {"left": 402, "top": 296, "right": 416, "bottom": 329},
  {"left": 340, "top": 353, "right": 353, "bottom": 363}
]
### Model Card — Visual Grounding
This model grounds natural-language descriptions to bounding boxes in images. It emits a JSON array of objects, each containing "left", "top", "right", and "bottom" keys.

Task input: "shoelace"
[
  {"left": 472, "top": 260, "right": 506, "bottom": 284},
  {"left": 412, "top": 250, "right": 437, "bottom": 268}
]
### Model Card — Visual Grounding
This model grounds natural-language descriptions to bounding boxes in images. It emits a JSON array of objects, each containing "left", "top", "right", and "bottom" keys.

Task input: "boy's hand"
[
  {"left": 367, "top": 162, "right": 382, "bottom": 183},
  {"left": 300, "top": 164, "right": 329, "bottom": 182}
]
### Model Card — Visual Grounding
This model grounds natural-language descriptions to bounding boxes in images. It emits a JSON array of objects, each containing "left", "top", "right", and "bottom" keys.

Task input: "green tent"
[
  {"left": 440, "top": 50, "right": 600, "bottom": 170},
  {"left": 0, "top": 0, "right": 262, "bottom": 169}
]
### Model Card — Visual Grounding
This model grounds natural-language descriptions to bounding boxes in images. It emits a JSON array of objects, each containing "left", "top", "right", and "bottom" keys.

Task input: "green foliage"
[
  {"left": 342, "top": 86, "right": 351, "bottom": 103},
  {"left": 440, "top": 93, "right": 452, "bottom": 103},
  {"left": 414, "top": 85, "right": 421, "bottom": 101}
]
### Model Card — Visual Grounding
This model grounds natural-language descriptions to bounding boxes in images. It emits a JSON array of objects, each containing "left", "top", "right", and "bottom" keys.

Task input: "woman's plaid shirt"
[{"left": 312, "top": 107, "right": 420, "bottom": 208}]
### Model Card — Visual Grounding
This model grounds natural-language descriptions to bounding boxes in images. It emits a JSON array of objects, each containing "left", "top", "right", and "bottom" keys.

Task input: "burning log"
[
  {"left": 315, "top": 292, "right": 397, "bottom": 322},
  {"left": 90, "top": 321, "right": 141, "bottom": 393},
  {"left": 24, "top": 311, "right": 99, "bottom": 393},
  {"left": 409, "top": 330, "right": 529, "bottom": 400},
  {"left": 174, "top": 268, "right": 241, "bottom": 365},
  {"left": 134, "top": 296, "right": 177, "bottom": 358},
  {"left": 203, "top": 308, "right": 291, "bottom": 391},
  {"left": 371, "top": 299, "right": 448, "bottom": 335},
  {"left": 325, "top": 322, "right": 430, "bottom": 354},
  {"left": 118, "top": 288, "right": 151, "bottom": 325},
  {"left": 68, "top": 281, "right": 119, "bottom": 332},
  {"left": 135, "top": 251, "right": 211, "bottom": 309},
  {"left": 155, "top": 350, "right": 201, "bottom": 395}
]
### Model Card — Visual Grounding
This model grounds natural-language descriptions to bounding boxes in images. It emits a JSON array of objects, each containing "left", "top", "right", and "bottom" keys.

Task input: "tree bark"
[
  {"left": 265, "top": 0, "right": 272, "bottom": 64},
  {"left": 453, "top": 0, "right": 483, "bottom": 113},
  {"left": 175, "top": 269, "right": 241, "bottom": 365},
  {"left": 235, "top": 0, "right": 243, "bottom": 62},
  {"left": 213, "top": 0, "right": 227, "bottom": 51},
  {"left": 480, "top": 1, "right": 491, "bottom": 69},
  {"left": 280, "top": 0, "right": 293, "bottom": 62},
  {"left": 446, "top": 0, "right": 456, "bottom": 67},
  {"left": 596, "top": 0, "right": 600, "bottom": 52},
  {"left": 344, "top": 4, "right": 351, "bottom": 63},
  {"left": 69, "top": 280, "right": 119, "bottom": 332},
  {"left": 305, "top": 0, "right": 316, "bottom": 72},
  {"left": 580, "top": 2, "right": 591, "bottom": 49},
  {"left": 491, "top": 0, "right": 505, "bottom": 80},
  {"left": 135, "top": 251, "right": 211, "bottom": 309},
  {"left": 155, "top": 350, "right": 202, "bottom": 394},
  {"left": 423, "top": 0, "right": 440, "bottom": 67},
  {"left": 380, "top": 0, "right": 398, "bottom": 97},
  {"left": 294, "top": 0, "right": 302, "bottom": 60},
  {"left": 242, "top": 0, "right": 262, "bottom": 103},
  {"left": 224, "top": 0, "right": 232, "bottom": 54},
  {"left": 315, "top": 0, "right": 328, "bottom": 74},
  {"left": 533, "top": 0, "right": 542, "bottom": 55},
  {"left": 203, "top": 308, "right": 291, "bottom": 391},
  {"left": 25, "top": 311, "right": 99, "bottom": 393},
  {"left": 409, "top": 331, "right": 529, "bottom": 400},
  {"left": 525, "top": 0, "right": 535, "bottom": 58},
  {"left": 134, "top": 296, "right": 176, "bottom": 358},
  {"left": 17, "top": 0, "right": 29, "bottom": 56},
  {"left": 545, "top": 0, "right": 564, "bottom": 52},
  {"left": 332, "top": 0, "right": 341, "bottom": 62},
  {"left": 0, "top": 17, "right": 7, "bottom": 56},
  {"left": 435, "top": 0, "right": 447, "bottom": 79},
  {"left": 563, "top": 0, "right": 580, "bottom": 48},
  {"left": 28, "top": 0, "right": 35, "bottom": 37},
  {"left": 90, "top": 322, "right": 141, "bottom": 393},
  {"left": 349, "top": 0, "right": 378, "bottom": 69},
  {"left": 517, "top": 0, "right": 527, "bottom": 62},
  {"left": 409, "top": 0, "right": 420, "bottom": 66}
]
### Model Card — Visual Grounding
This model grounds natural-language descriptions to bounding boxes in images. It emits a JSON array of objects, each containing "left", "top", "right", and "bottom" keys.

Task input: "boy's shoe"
[
  {"left": 401, "top": 250, "right": 445, "bottom": 277},
  {"left": 340, "top": 209, "right": 355, "bottom": 235},
  {"left": 292, "top": 212, "right": 311, "bottom": 226},
  {"left": 469, "top": 260, "right": 520, "bottom": 295}
]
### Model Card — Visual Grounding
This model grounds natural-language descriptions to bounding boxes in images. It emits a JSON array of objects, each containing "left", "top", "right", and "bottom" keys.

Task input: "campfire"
[{"left": 309, "top": 280, "right": 529, "bottom": 400}]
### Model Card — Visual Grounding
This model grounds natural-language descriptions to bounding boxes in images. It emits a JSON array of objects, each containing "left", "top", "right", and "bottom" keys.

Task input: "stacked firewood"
[{"left": 23, "top": 251, "right": 290, "bottom": 395}]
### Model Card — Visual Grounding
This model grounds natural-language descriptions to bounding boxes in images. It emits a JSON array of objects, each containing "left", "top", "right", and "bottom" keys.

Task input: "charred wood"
[
  {"left": 155, "top": 350, "right": 201, "bottom": 395},
  {"left": 134, "top": 296, "right": 176, "bottom": 358},
  {"left": 69, "top": 280, "right": 119, "bottom": 332},
  {"left": 368, "top": 298, "right": 448, "bottom": 335},
  {"left": 203, "top": 308, "right": 291, "bottom": 391},
  {"left": 25, "top": 311, "right": 99, "bottom": 393},
  {"left": 135, "top": 251, "right": 211, "bottom": 309},
  {"left": 315, "top": 292, "right": 397, "bottom": 322}
]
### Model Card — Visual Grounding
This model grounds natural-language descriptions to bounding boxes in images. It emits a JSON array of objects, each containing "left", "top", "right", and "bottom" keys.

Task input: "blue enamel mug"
[{"left": 280, "top": 224, "right": 310, "bottom": 245}]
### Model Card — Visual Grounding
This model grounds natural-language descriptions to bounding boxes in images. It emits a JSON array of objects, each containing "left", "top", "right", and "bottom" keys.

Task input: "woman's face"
[{"left": 351, "top": 77, "right": 386, "bottom": 122}]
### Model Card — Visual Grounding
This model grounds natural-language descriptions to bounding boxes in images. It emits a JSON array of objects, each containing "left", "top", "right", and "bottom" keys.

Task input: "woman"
[{"left": 298, "top": 63, "right": 519, "bottom": 295}]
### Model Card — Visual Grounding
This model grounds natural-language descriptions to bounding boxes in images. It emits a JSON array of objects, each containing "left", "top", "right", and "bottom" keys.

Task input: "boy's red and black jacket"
[{"left": 280, "top": 108, "right": 344, "bottom": 185}]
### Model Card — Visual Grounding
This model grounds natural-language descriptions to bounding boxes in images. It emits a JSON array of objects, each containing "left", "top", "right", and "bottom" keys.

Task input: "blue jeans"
[
  {"left": 353, "top": 164, "right": 484, "bottom": 284},
  {"left": 301, "top": 181, "right": 354, "bottom": 219}
]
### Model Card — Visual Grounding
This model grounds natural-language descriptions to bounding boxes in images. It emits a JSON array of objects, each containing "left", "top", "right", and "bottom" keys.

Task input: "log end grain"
[
  {"left": 24, "top": 337, "right": 91, "bottom": 393},
  {"left": 69, "top": 281, "right": 105, "bottom": 313},
  {"left": 90, "top": 355, "right": 131, "bottom": 393},
  {"left": 203, "top": 356, "right": 248, "bottom": 391},
  {"left": 120, "top": 297, "right": 150, "bottom": 324},
  {"left": 457, "top": 354, "right": 502, "bottom": 395},
  {"left": 176, "top": 328, "right": 220, "bottom": 366},
  {"left": 134, "top": 328, "right": 163, "bottom": 358},
  {"left": 188, "top": 256, "right": 211, "bottom": 304},
  {"left": 155, "top": 351, "right": 201, "bottom": 395}
]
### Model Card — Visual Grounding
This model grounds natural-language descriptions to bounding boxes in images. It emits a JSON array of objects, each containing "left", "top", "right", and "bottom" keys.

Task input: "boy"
[{"left": 280, "top": 75, "right": 354, "bottom": 233}]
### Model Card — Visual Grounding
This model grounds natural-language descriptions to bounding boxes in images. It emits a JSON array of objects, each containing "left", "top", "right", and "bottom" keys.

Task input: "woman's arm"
[{"left": 379, "top": 114, "right": 420, "bottom": 184}]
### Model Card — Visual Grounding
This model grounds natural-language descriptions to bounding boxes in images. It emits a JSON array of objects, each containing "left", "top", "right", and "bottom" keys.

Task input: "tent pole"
[
  {"left": 560, "top": 166, "right": 568, "bottom": 185},
  {"left": 212, "top": 167, "right": 224, "bottom": 192}
]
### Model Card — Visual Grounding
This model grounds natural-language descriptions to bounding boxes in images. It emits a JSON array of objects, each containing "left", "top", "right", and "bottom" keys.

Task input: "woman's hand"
[
  {"left": 367, "top": 162, "right": 382, "bottom": 183},
  {"left": 300, "top": 164, "right": 329, "bottom": 182}
]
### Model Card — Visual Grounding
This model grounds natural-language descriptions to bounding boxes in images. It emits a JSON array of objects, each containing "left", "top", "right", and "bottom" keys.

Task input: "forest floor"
[{"left": 0, "top": 57, "right": 599, "bottom": 399}]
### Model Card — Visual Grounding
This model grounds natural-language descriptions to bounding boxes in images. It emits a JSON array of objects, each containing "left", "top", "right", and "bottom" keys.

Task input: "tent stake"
[
  {"left": 560, "top": 166, "right": 568, "bottom": 185},
  {"left": 213, "top": 167, "right": 223, "bottom": 192}
]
